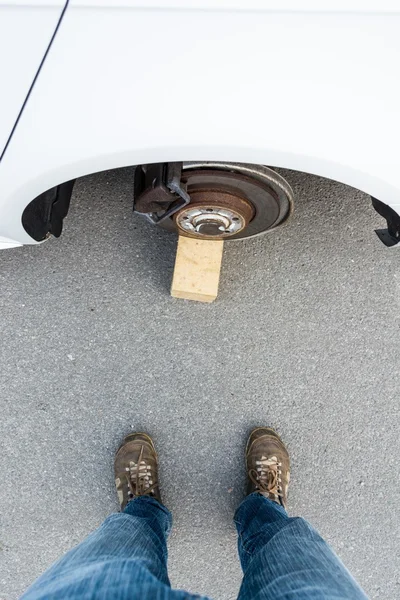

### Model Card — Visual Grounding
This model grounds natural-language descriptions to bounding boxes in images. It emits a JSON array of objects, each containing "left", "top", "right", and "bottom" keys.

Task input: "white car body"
[{"left": 1, "top": 0, "right": 400, "bottom": 249}]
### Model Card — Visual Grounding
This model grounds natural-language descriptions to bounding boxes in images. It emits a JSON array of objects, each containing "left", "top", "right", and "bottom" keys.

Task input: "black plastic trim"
[
  {"left": 371, "top": 197, "right": 400, "bottom": 247},
  {"left": 22, "top": 180, "right": 75, "bottom": 241}
]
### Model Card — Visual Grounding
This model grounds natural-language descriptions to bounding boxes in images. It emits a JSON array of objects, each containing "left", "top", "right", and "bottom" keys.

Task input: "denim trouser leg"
[
  {"left": 234, "top": 493, "right": 368, "bottom": 600},
  {"left": 21, "top": 493, "right": 368, "bottom": 600},
  {"left": 21, "top": 496, "right": 208, "bottom": 600}
]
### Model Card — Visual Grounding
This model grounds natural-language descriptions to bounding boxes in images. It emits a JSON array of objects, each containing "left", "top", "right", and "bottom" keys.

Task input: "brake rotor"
[{"left": 159, "top": 162, "right": 294, "bottom": 241}]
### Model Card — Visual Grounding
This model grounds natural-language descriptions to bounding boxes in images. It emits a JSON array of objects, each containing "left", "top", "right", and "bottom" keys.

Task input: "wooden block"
[{"left": 171, "top": 236, "right": 224, "bottom": 303}]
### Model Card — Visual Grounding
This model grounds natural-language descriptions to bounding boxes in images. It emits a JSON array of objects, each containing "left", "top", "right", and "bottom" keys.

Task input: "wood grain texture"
[{"left": 171, "top": 236, "right": 224, "bottom": 303}]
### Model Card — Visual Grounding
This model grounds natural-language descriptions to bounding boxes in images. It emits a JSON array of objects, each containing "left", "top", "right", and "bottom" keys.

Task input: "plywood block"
[{"left": 171, "top": 236, "right": 224, "bottom": 303}]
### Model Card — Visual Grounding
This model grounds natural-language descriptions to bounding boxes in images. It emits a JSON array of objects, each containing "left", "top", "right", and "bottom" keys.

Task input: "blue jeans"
[{"left": 21, "top": 494, "right": 368, "bottom": 599}]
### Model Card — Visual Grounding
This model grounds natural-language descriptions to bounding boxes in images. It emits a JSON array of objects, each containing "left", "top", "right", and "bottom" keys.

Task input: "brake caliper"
[{"left": 133, "top": 162, "right": 190, "bottom": 224}]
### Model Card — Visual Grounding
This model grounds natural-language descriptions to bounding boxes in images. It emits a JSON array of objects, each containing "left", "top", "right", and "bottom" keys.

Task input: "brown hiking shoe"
[
  {"left": 246, "top": 427, "right": 290, "bottom": 509},
  {"left": 114, "top": 433, "right": 162, "bottom": 510}
]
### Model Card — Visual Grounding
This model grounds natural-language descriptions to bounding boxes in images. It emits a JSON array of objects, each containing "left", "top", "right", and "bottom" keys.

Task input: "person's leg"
[
  {"left": 21, "top": 433, "right": 207, "bottom": 600},
  {"left": 235, "top": 428, "right": 368, "bottom": 600},
  {"left": 21, "top": 496, "right": 174, "bottom": 600}
]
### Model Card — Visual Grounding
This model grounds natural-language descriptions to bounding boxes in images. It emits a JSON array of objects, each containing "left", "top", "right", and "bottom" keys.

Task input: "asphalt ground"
[{"left": 1, "top": 167, "right": 399, "bottom": 599}]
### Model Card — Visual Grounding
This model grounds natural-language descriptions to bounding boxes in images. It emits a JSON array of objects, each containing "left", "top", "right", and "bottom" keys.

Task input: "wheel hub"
[
  {"left": 177, "top": 207, "right": 242, "bottom": 236},
  {"left": 161, "top": 162, "right": 294, "bottom": 241},
  {"left": 175, "top": 189, "right": 255, "bottom": 239},
  {"left": 133, "top": 161, "right": 294, "bottom": 241}
]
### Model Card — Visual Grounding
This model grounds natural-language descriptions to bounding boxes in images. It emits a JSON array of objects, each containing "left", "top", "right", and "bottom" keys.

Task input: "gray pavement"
[{"left": 1, "top": 167, "right": 400, "bottom": 599}]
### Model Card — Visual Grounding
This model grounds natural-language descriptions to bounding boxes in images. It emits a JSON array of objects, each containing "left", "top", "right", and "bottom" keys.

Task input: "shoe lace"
[
  {"left": 125, "top": 445, "right": 158, "bottom": 499},
  {"left": 249, "top": 455, "right": 282, "bottom": 500}
]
